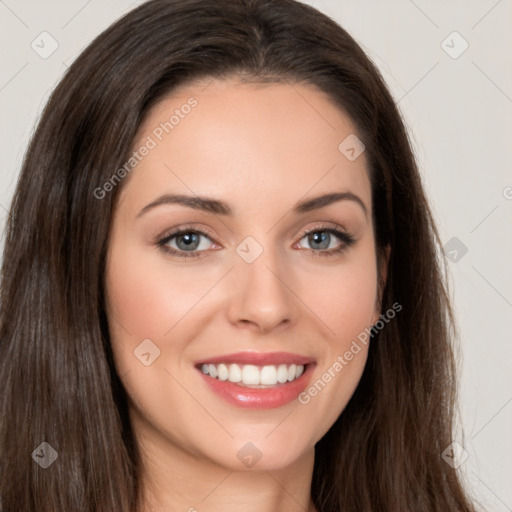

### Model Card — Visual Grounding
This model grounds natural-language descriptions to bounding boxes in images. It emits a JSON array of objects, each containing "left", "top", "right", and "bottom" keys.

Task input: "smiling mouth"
[
  {"left": 197, "top": 362, "right": 306, "bottom": 388},
  {"left": 195, "top": 352, "right": 315, "bottom": 409}
]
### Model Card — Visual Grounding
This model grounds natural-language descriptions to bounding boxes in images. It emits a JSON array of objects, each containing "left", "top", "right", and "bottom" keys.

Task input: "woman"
[{"left": 0, "top": 0, "right": 477, "bottom": 510}]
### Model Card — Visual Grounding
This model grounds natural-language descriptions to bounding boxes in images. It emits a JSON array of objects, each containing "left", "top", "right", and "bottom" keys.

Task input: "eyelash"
[{"left": 156, "top": 224, "right": 356, "bottom": 259}]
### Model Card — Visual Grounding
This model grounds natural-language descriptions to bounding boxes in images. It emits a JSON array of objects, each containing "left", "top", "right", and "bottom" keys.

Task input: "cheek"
[
  {"left": 300, "top": 250, "right": 379, "bottom": 343},
  {"left": 293, "top": 247, "right": 377, "bottom": 433},
  {"left": 104, "top": 241, "right": 221, "bottom": 340},
  {"left": 104, "top": 245, "right": 229, "bottom": 446}
]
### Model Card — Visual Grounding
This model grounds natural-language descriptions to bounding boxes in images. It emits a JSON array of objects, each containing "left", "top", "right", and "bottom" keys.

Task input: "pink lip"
[
  {"left": 195, "top": 352, "right": 316, "bottom": 410},
  {"left": 195, "top": 351, "right": 315, "bottom": 366}
]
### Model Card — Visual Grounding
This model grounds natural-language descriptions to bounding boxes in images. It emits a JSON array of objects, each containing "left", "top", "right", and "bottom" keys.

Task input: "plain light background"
[{"left": 0, "top": 0, "right": 511, "bottom": 510}]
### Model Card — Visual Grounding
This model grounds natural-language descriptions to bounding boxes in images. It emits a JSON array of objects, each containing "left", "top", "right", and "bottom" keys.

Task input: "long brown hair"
[{"left": 0, "top": 0, "right": 476, "bottom": 510}]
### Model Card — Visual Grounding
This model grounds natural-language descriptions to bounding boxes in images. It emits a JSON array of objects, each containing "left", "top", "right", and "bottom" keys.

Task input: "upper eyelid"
[{"left": 158, "top": 224, "right": 216, "bottom": 243}]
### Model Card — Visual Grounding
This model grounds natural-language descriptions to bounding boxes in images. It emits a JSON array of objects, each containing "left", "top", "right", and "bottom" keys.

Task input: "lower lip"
[{"left": 197, "top": 364, "right": 315, "bottom": 409}]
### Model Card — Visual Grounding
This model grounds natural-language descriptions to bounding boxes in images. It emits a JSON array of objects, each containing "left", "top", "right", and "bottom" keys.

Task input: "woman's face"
[{"left": 105, "top": 78, "right": 384, "bottom": 472}]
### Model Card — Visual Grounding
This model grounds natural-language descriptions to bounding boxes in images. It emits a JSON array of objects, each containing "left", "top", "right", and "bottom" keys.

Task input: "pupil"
[{"left": 177, "top": 233, "right": 199, "bottom": 251}]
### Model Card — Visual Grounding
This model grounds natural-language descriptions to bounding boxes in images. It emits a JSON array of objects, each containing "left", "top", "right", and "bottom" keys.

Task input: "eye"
[
  {"left": 295, "top": 226, "right": 355, "bottom": 256},
  {"left": 157, "top": 229, "right": 217, "bottom": 258},
  {"left": 156, "top": 224, "right": 355, "bottom": 259}
]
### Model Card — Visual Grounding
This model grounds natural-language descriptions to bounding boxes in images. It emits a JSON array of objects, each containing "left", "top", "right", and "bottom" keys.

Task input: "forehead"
[{"left": 119, "top": 78, "right": 371, "bottom": 214}]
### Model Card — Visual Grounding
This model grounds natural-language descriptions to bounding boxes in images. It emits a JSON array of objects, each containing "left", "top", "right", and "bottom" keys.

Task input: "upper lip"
[{"left": 195, "top": 351, "right": 315, "bottom": 367}]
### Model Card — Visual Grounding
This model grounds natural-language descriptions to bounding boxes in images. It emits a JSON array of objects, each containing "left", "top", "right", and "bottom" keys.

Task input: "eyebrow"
[{"left": 137, "top": 191, "right": 368, "bottom": 218}]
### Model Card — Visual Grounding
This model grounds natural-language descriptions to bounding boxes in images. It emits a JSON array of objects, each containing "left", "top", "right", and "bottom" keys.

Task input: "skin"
[{"left": 105, "top": 77, "right": 387, "bottom": 512}]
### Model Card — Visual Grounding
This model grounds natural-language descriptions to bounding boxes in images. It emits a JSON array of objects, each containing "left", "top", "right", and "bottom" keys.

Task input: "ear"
[{"left": 372, "top": 244, "right": 391, "bottom": 324}]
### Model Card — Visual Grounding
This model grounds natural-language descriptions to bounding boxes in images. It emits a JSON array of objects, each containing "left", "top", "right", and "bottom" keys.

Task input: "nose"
[{"left": 225, "top": 247, "right": 299, "bottom": 333}]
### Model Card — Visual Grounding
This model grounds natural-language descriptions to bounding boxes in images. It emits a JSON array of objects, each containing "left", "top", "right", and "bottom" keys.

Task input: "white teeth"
[
  {"left": 208, "top": 364, "right": 218, "bottom": 378},
  {"left": 241, "top": 364, "right": 259, "bottom": 385},
  {"left": 260, "top": 365, "right": 277, "bottom": 385},
  {"left": 217, "top": 363, "right": 228, "bottom": 381},
  {"left": 200, "top": 363, "right": 306, "bottom": 386},
  {"left": 228, "top": 363, "right": 242, "bottom": 383},
  {"left": 276, "top": 364, "right": 289, "bottom": 383}
]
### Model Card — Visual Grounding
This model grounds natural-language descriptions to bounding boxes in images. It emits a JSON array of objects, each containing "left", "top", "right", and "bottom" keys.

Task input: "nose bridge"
[{"left": 226, "top": 234, "right": 297, "bottom": 331}]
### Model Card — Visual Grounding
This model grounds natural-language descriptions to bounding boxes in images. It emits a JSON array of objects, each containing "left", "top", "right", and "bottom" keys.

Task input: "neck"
[{"left": 136, "top": 420, "right": 318, "bottom": 512}]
